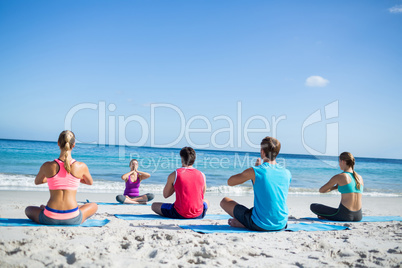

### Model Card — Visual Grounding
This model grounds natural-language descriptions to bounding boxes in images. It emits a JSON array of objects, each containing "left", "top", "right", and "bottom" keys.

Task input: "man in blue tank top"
[{"left": 220, "top": 136, "right": 292, "bottom": 231}]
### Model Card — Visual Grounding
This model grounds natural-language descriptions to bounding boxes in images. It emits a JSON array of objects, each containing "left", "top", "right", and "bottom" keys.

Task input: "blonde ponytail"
[
  {"left": 58, "top": 130, "right": 75, "bottom": 174},
  {"left": 352, "top": 170, "right": 361, "bottom": 190}
]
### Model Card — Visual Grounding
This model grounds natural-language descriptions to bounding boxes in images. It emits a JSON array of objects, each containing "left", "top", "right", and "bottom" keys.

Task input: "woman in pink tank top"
[
  {"left": 25, "top": 131, "right": 98, "bottom": 225},
  {"left": 115, "top": 159, "right": 154, "bottom": 204}
]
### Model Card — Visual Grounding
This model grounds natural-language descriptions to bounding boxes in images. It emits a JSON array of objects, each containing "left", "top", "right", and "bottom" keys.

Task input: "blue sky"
[{"left": 0, "top": 1, "right": 401, "bottom": 159}]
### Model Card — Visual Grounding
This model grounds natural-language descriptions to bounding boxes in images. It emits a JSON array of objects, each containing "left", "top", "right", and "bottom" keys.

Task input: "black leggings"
[
  {"left": 116, "top": 193, "right": 154, "bottom": 203},
  {"left": 310, "top": 203, "right": 362, "bottom": 222}
]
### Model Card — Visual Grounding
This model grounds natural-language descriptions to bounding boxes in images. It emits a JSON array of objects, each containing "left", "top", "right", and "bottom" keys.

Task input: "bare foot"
[
  {"left": 124, "top": 196, "right": 147, "bottom": 205},
  {"left": 129, "top": 201, "right": 147, "bottom": 205},
  {"left": 228, "top": 218, "right": 246, "bottom": 228},
  {"left": 123, "top": 199, "right": 139, "bottom": 204}
]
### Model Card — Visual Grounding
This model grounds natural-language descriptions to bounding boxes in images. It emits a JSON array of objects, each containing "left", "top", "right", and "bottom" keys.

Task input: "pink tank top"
[
  {"left": 173, "top": 167, "right": 205, "bottom": 218},
  {"left": 47, "top": 159, "right": 81, "bottom": 190}
]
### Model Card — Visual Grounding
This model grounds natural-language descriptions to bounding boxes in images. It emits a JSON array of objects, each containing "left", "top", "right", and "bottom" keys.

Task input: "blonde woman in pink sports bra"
[{"left": 25, "top": 130, "right": 98, "bottom": 225}]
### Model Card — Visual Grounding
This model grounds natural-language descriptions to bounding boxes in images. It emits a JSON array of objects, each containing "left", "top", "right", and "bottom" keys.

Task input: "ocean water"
[{"left": 0, "top": 139, "right": 401, "bottom": 196}]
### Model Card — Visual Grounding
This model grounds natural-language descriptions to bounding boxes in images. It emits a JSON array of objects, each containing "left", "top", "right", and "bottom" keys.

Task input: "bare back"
[
  {"left": 38, "top": 160, "right": 91, "bottom": 210},
  {"left": 338, "top": 173, "right": 363, "bottom": 211}
]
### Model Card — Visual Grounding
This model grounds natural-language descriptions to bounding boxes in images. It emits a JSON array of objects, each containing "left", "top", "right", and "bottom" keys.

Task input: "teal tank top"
[
  {"left": 251, "top": 163, "right": 292, "bottom": 230},
  {"left": 338, "top": 172, "right": 363, "bottom": 194}
]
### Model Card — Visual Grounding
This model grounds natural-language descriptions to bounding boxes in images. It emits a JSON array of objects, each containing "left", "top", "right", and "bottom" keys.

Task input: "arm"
[
  {"left": 138, "top": 170, "right": 151, "bottom": 181},
  {"left": 77, "top": 163, "right": 93, "bottom": 185},
  {"left": 228, "top": 167, "right": 255, "bottom": 186},
  {"left": 121, "top": 170, "right": 135, "bottom": 181},
  {"left": 163, "top": 172, "right": 176, "bottom": 198},
  {"left": 319, "top": 175, "right": 340, "bottom": 193},
  {"left": 35, "top": 163, "right": 49, "bottom": 185},
  {"left": 202, "top": 172, "right": 207, "bottom": 195}
]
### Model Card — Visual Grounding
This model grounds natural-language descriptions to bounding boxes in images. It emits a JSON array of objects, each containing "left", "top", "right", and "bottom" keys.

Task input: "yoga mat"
[
  {"left": 0, "top": 218, "right": 110, "bottom": 227},
  {"left": 83, "top": 200, "right": 151, "bottom": 206},
  {"left": 114, "top": 214, "right": 231, "bottom": 220},
  {"left": 179, "top": 223, "right": 350, "bottom": 234},
  {"left": 302, "top": 216, "right": 402, "bottom": 222}
]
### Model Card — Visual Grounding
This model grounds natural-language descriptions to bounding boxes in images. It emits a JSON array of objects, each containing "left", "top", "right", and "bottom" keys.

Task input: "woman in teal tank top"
[{"left": 310, "top": 152, "right": 364, "bottom": 221}]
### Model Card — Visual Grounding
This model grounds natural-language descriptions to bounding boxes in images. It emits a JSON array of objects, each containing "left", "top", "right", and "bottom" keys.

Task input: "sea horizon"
[
  {"left": 1, "top": 139, "right": 401, "bottom": 197},
  {"left": 1, "top": 138, "right": 401, "bottom": 162}
]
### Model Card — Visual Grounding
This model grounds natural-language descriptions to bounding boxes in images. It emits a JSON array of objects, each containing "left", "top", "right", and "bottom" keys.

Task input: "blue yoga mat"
[
  {"left": 179, "top": 223, "right": 350, "bottom": 234},
  {"left": 115, "top": 214, "right": 231, "bottom": 220},
  {"left": 0, "top": 218, "right": 110, "bottom": 227},
  {"left": 84, "top": 200, "right": 151, "bottom": 206},
  {"left": 302, "top": 216, "right": 402, "bottom": 223}
]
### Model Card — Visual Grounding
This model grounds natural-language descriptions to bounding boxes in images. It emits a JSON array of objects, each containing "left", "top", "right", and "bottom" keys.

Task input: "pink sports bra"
[{"left": 47, "top": 159, "right": 81, "bottom": 190}]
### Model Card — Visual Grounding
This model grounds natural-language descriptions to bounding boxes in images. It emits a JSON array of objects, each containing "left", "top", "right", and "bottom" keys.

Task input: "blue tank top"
[
  {"left": 338, "top": 172, "right": 363, "bottom": 194},
  {"left": 124, "top": 174, "right": 141, "bottom": 197},
  {"left": 251, "top": 162, "right": 292, "bottom": 230}
]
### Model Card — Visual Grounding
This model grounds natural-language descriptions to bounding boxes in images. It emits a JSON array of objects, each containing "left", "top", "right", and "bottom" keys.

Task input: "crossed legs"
[
  {"left": 25, "top": 203, "right": 98, "bottom": 224},
  {"left": 220, "top": 197, "right": 246, "bottom": 228}
]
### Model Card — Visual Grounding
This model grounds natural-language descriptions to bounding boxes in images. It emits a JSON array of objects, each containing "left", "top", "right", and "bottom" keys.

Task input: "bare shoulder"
[
  {"left": 42, "top": 160, "right": 57, "bottom": 167},
  {"left": 41, "top": 160, "right": 58, "bottom": 171},
  {"left": 164, "top": 171, "right": 176, "bottom": 187},
  {"left": 72, "top": 161, "right": 87, "bottom": 167},
  {"left": 71, "top": 161, "right": 89, "bottom": 171},
  {"left": 243, "top": 167, "right": 255, "bottom": 174},
  {"left": 242, "top": 167, "right": 256, "bottom": 179},
  {"left": 336, "top": 172, "right": 350, "bottom": 185},
  {"left": 39, "top": 161, "right": 58, "bottom": 177},
  {"left": 337, "top": 172, "right": 348, "bottom": 178},
  {"left": 168, "top": 171, "right": 176, "bottom": 179}
]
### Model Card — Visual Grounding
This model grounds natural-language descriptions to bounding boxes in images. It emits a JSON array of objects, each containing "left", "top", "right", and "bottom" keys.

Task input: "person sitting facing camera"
[{"left": 116, "top": 159, "right": 154, "bottom": 204}]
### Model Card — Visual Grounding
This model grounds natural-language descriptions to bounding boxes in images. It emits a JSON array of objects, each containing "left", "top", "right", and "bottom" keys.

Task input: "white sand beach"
[{"left": 0, "top": 190, "right": 401, "bottom": 267}]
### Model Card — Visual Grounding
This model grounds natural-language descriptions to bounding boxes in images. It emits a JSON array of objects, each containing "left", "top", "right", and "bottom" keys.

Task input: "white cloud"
[
  {"left": 389, "top": 5, "right": 402, "bottom": 13},
  {"left": 305, "top": 76, "right": 330, "bottom": 87}
]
